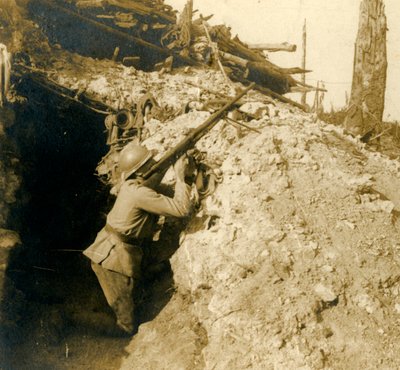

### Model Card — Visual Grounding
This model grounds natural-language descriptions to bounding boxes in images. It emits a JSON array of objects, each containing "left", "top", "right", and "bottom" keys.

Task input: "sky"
[{"left": 166, "top": 0, "right": 400, "bottom": 121}]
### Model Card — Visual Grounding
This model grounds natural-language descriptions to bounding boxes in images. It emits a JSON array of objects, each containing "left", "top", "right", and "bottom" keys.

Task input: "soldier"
[{"left": 83, "top": 142, "right": 193, "bottom": 335}]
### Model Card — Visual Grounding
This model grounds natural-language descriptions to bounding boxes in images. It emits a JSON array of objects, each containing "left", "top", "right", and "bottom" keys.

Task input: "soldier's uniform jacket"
[{"left": 83, "top": 179, "right": 191, "bottom": 278}]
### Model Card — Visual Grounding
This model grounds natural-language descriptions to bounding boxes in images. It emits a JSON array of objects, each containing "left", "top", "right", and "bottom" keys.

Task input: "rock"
[
  {"left": 354, "top": 293, "right": 380, "bottom": 314},
  {"left": 322, "top": 326, "right": 334, "bottom": 338},
  {"left": 0, "top": 229, "right": 20, "bottom": 264},
  {"left": 322, "top": 265, "right": 335, "bottom": 273},
  {"left": 362, "top": 198, "right": 395, "bottom": 213},
  {"left": 271, "top": 335, "right": 284, "bottom": 349},
  {"left": 0, "top": 229, "right": 20, "bottom": 249},
  {"left": 314, "top": 283, "right": 337, "bottom": 303},
  {"left": 239, "top": 102, "right": 268, "bottom": 119},
  {"left": 343, "top": 220, "right": 356, "bottom": 230}
]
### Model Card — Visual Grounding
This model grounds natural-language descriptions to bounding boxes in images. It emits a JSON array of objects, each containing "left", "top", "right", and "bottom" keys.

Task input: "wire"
[{"left": 307, "top": 78, "right": 351, "bottom": 85}]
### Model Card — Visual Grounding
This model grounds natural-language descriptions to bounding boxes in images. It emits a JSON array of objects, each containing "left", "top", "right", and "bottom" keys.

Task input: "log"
[
  {"left": 280, "top": 67, "right": 312, "bottom": 75},
  {"left": 219, "top": 51, "right": 292, "bottom": 94},
  {"left": 213, "top": 27, "right": 266, "bottom": 63},
  {"left": 220, "top": 51, "right": 321, "bottom": 96},
  {"left": 219, "top": 50, "right": 305, "bottom": 77},
  {"left": 294, "top": 79, "right": 325, "bottom": 90},
  {"left": 246, "top": 61, "right": 291, "bottom": 95},
  {"left": 122, "top": 56, "right": 141, "bottom": 67},
  {"left": 247, "top": 42, "right": 297, "bottom": 52},
  {"left": 231, "top": 75, "right": 308, "bottom": 112},
  {"left": 219, "top": 50, "right": 247, "bottom": 67}
]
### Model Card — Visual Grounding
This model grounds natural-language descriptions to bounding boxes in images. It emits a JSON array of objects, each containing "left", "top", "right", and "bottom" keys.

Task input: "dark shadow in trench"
[{"left": 0, "top": 78, "right": 179, "bottom": 369}]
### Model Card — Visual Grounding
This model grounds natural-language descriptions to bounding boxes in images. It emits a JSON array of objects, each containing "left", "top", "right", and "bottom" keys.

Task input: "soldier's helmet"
[{"left": 118, "top": 142, "right": 153, "bottom": 180}]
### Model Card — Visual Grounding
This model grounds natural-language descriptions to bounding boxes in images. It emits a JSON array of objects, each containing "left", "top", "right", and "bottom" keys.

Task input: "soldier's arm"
[{"left": 135, "top": 180, "right": 192, "bottom": 217}]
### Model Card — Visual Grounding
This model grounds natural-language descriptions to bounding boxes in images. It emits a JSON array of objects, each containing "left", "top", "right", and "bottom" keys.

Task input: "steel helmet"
[{"left": 119, "top": 142, "right": 153, "bottom": 180}]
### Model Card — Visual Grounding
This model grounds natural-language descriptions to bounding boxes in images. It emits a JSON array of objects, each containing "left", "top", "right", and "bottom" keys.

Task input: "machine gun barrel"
[{"left": 141, "top": 82, "right": 255, "bottom": 179}]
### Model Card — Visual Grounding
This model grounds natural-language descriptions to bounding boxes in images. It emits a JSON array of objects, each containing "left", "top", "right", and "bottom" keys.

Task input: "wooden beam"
[
  {"left": 279, "top": 67, "right": 312, "bottom": 75},
  {"left": 219, "top": 50, "right": 248, "bottom": 67},
  {"left": 247, "top": 42, "right": 297, "bottom": 52}
]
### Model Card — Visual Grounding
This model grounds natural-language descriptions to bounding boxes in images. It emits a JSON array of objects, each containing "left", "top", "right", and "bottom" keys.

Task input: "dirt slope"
[{"left": 113, "top": 97, "right": 400, "bottom": 370}]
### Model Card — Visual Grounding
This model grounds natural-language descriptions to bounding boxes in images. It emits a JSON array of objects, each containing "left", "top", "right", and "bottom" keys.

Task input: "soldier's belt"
[{"left": 105, "top": 224, "right": 141, "bottom": 245}]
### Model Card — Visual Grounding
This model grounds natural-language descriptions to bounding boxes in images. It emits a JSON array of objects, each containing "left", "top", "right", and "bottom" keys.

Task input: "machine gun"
[{"left": 140, "top": 82, "right": 255, "bottom": 180}]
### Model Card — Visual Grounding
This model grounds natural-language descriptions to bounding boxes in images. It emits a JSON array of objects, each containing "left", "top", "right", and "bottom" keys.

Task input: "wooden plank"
[{"left": 247, "top": 42, "right": 297, "bottom": 52}]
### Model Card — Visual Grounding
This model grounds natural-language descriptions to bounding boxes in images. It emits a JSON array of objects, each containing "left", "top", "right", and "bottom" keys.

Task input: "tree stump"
[{"left": 344, "top": 0, "right": 387, "bottom": 139}]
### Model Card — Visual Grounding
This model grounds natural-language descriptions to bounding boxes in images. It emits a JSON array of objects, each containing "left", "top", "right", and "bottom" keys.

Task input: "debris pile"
[
  {"left": 13, "top": 49, "right": 274, "bottom": 188},
  {"left": 30, "top": 0, "right": 177, "bottom": 51},
  {"left": 119, "top": 94, "right": 400, "bottom": 370},
  {"left": 27, "top": 0, "right": 319, "bottom": 103}
]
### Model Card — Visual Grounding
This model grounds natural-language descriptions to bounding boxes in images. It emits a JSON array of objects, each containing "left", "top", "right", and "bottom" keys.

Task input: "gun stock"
[{"left": 141, "top": 82, "right": 255, "bottom": 179}]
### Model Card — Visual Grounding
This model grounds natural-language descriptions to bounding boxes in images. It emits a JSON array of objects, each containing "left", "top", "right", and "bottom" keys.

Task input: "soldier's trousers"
[{"left": 91, "top": 261, "right": 136, "bottom": 334}]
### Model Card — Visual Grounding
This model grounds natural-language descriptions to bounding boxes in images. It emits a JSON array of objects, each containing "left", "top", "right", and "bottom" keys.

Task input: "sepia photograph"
[{"left": 0, "top": 0, "right": 399, "bottom": 368}]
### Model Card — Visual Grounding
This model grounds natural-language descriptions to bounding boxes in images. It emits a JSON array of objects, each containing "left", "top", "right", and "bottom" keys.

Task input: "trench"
[{"left": 1, "top": 78, "right": 175, "bottom": 369}]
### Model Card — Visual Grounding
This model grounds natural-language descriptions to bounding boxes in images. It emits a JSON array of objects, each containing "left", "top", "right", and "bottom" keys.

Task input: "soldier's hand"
[
  {"left": 185, "top": 155, "right": 197, "bottom": 178},
  {"left": 174, "top": 155, "right": 188, "bottom": 182}
]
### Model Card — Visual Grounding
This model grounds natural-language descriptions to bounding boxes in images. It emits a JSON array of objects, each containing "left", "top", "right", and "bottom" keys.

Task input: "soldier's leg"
[{"left": 91, "top": 261, "right": 137, "bottom": 334}]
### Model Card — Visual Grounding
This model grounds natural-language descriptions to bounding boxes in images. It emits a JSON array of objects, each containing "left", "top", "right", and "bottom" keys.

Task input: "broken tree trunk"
[
  {"left": 220, "top": 51, "right": 293, "bottom": 94},
  {"left": 245, "top": 61, "right": 291, "bottom": 95},
  {"left": 213, "top": 26, "right": 266, "bottom": 63},
  {"left": 344, "top": 0, "right": 387, "bottom": 139}
]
